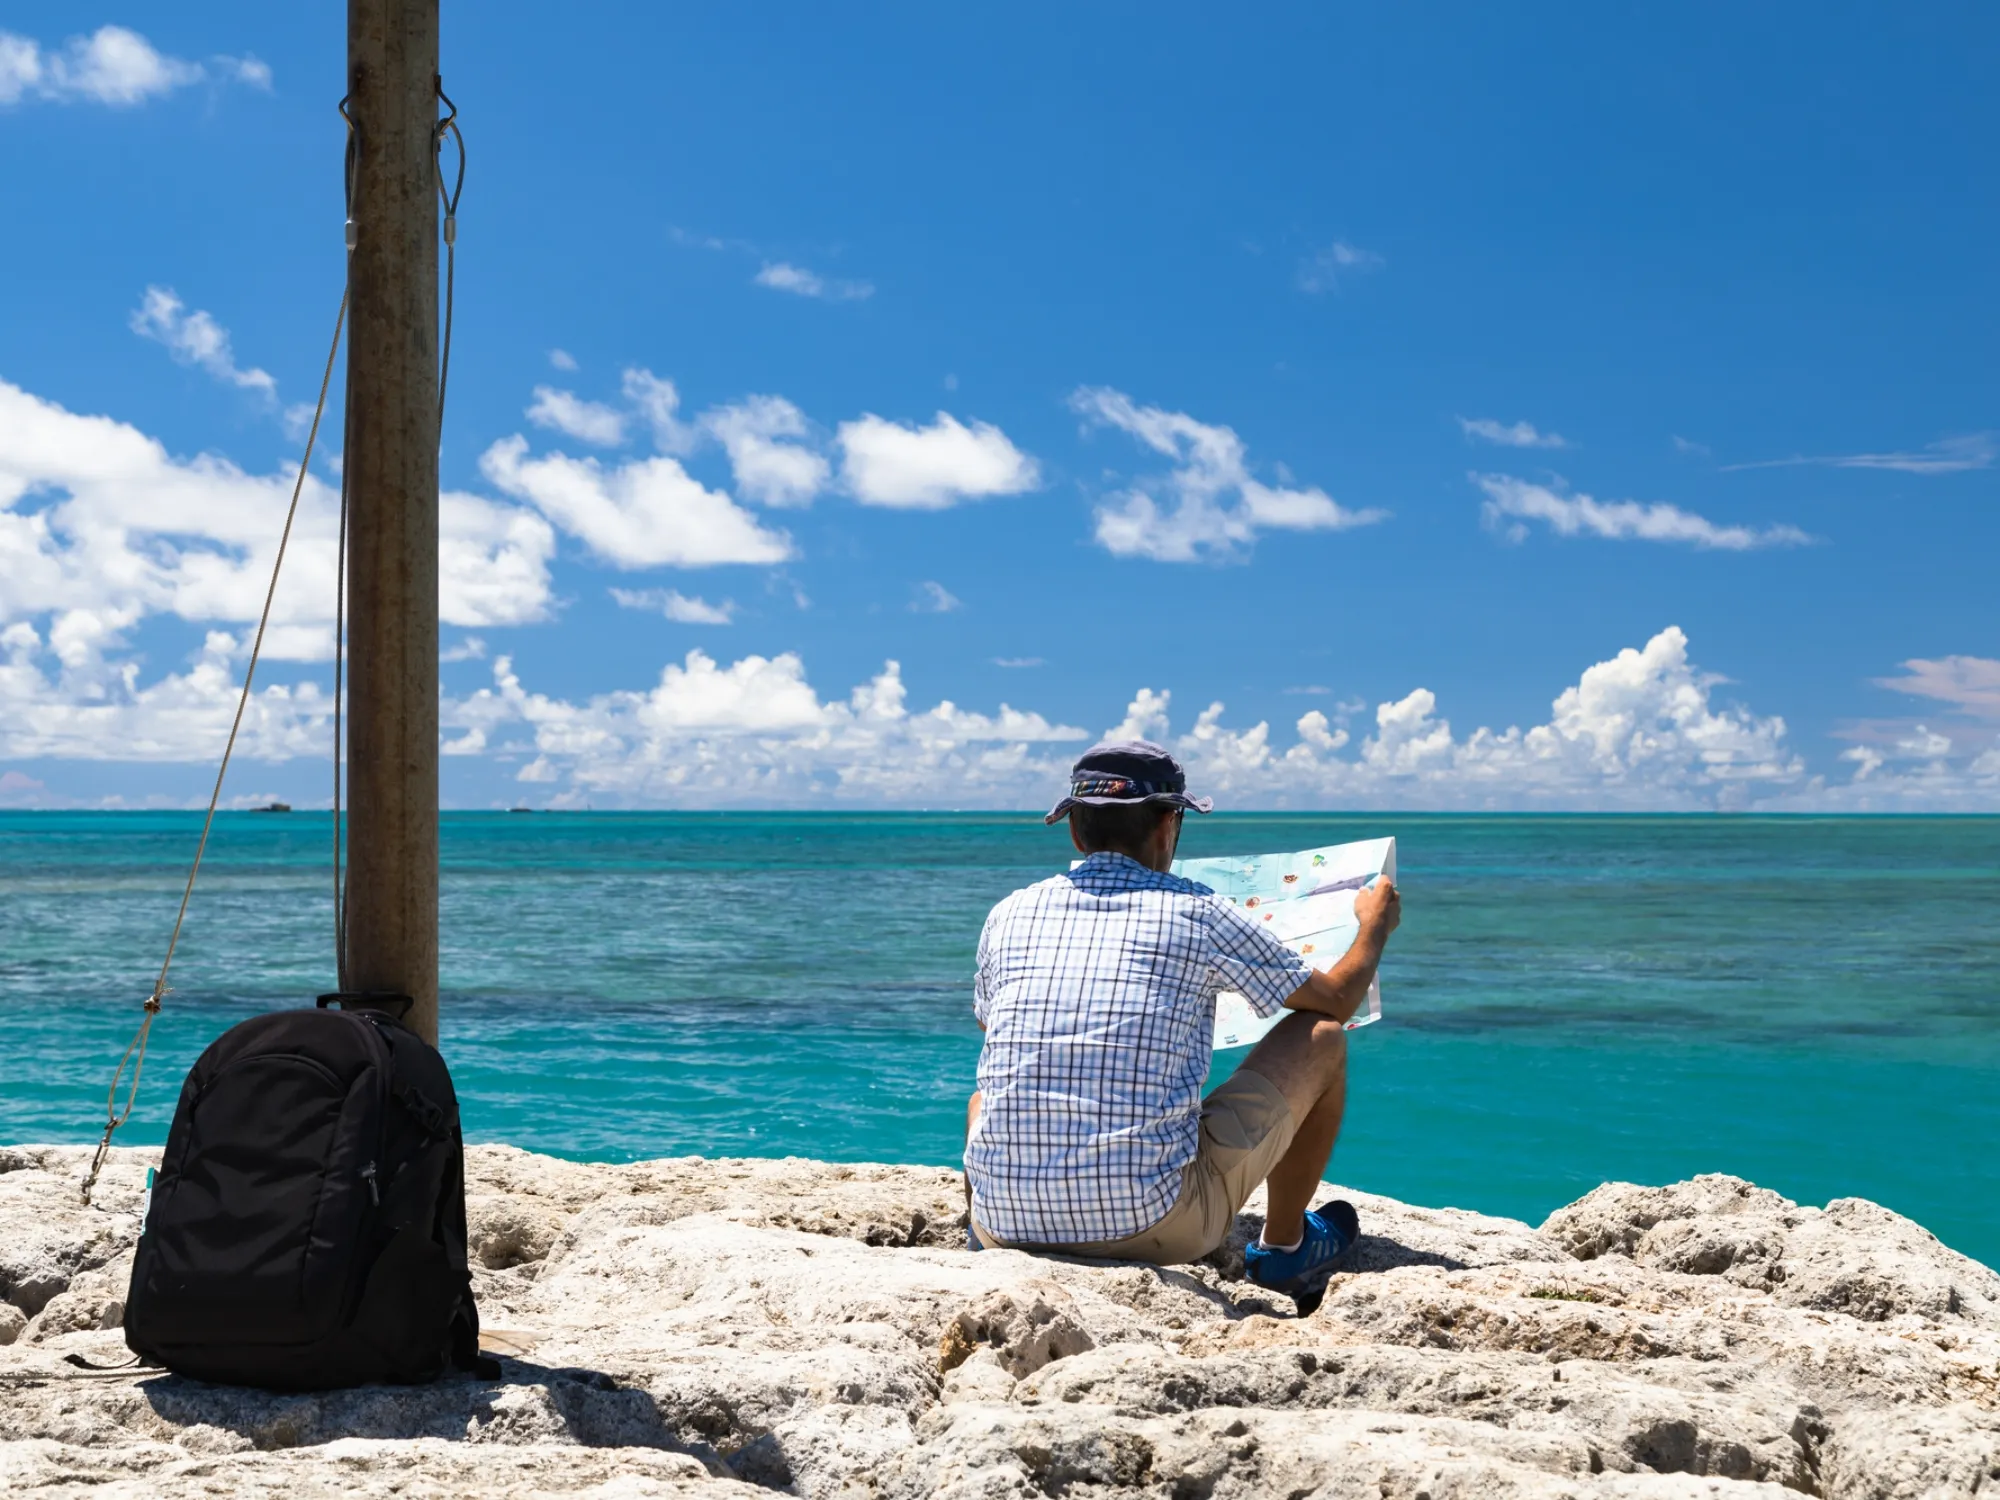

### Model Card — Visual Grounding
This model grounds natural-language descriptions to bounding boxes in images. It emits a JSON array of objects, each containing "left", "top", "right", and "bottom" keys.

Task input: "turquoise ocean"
[{"left": 2, "top": 811, "right": 1994, "bottom": 1268}]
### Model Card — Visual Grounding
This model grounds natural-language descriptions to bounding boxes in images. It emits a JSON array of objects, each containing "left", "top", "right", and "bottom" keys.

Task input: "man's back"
[{"left": 966, "top": 850, "right": 1302, "bottom": 1244}]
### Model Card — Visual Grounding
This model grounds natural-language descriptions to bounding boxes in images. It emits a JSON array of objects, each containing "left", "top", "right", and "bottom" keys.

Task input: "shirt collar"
[{"left": 1073, "top": 850, "right": 1173, "bottom": 881}]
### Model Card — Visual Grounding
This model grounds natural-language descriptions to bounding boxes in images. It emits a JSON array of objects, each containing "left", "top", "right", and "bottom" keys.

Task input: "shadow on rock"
[
  {"left": 1343, "top": 1234, "right": 1471, "bottom": 1274},
  {"left": 135, "top": 1357, "right": 702, "bottom": 1459}
]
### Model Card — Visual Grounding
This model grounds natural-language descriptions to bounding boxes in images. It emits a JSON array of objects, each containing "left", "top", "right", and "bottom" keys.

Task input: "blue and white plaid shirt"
[{"left": 966, "top": 851, "right": 1311, "bottom": 1244}]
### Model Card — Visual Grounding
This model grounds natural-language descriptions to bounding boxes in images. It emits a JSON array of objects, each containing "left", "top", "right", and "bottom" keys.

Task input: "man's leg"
[
  {"left": 962, "top": 1091, "right": 981, "bottom": 1216},
  {"left": 1236, "top": 1012, "right": 1348, "bottom": 1247}
]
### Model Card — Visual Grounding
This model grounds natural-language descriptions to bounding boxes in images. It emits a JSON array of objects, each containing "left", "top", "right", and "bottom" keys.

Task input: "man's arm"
[{"left": 1284, "top": 878, "right": 1400, "bottom": 1025}]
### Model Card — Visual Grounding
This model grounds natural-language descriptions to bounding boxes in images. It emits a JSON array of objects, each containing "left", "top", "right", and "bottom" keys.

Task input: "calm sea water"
[{"left": 2, "top": 811, "right": 1994, "bottom": 1268}]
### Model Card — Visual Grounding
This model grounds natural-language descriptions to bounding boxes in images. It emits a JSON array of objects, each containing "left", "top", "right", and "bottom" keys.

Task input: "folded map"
[{"left": 1171, "top": 836, "right": 1396, "bottom": 1050}]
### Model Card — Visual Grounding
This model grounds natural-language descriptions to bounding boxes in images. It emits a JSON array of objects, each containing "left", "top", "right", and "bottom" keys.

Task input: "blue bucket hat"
[{"left": 1043, "top": 739, "right": 1215, "bottom": 825}]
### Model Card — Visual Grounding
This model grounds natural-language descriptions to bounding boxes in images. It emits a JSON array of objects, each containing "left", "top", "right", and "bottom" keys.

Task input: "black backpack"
[{"left": 123, "top": 998, "right": 498, "bottom": 1389}]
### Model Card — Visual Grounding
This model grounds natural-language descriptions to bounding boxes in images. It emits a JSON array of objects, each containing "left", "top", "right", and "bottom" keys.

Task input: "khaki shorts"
[{"left": 972, "top": 1068, "right": 1298, "bottom": 1265}]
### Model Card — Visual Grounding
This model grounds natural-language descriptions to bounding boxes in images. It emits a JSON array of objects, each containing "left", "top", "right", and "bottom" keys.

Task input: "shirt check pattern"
[{"left": 966, "top": 851, "right": 1312, "bottom": 1245}]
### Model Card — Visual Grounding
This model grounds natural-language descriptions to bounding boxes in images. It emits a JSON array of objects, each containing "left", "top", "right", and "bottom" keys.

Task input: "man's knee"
[
  {"left": 1294, "top": 1012, "right": 1345, "bottom": 1063},
  {"left": 1243, "top": 1011, "right": 1346, "bottom": 1104},
  {"left": 1308, "top": 1015, "right": 1347, "bottom": 1078}
]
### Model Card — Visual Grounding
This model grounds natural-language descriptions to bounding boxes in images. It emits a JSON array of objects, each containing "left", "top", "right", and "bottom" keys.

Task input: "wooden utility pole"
[{"left": 344, "top": 0, "right": 440, "bottom": 1045}]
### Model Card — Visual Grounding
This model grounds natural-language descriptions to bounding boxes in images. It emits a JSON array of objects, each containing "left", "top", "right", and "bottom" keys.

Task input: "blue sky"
[{"left": 2, "top": 3, "right": 1996, "bottom": 809}]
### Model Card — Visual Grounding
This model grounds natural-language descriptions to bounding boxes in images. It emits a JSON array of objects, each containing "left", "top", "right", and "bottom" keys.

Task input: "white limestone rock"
[
  {"left": 2, "top": 1143, "right": 1995, "bottom": 1498},
  {"left": 1543, "top": 1173, "right": 2000, "bottom": 1329}
]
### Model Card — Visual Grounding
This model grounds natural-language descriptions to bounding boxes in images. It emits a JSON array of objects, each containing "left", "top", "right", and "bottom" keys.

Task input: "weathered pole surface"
[{"left": 345, "top": 0, "right": 440, "bottom": 1045}]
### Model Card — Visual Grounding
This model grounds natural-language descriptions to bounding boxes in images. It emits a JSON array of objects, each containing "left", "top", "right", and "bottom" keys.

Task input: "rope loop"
[
  {"left": 435, "top": 80, "right": 465, "bottom": 224},
  {"left": 339, "top": 95, "right": 359, "bottom": 250},
  {"left": 433, "top": 78, "right": 465, "bottom": 434}
]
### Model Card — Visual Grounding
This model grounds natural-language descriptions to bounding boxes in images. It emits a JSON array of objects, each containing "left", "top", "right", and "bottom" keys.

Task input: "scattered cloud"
[
  {"left": 994, "top": 657, "right": 1043, "bottom": 669},
  {"left": 1459, "top": 417, "right": 1567, "bottom": 450},
  {"left": 479, "top": 435, "right": 790, "bottom": 570},
  {"left": 1672, "top": 435, "right": 1712, "bottom": 458},
  {"left": 1722, "top": 433, "right": 1995, "bottom": 476},
  {"left": 611, "top": 588, "right": 737, "bottom": 625},
  {"left": 910, "top": 581, "right": 962, "bottom": 614},
  {"left": 1071, "top": 386, "right": 1386, "bottom": 562},
  {"left": 1474, "top": 474, "right": 1812, "bottom": 551},
  {"left": 702, "top": 396, "right": 829, "bottom": 507},
  {"left": 1875, "top": 655, "right": 2000, "bottom": 720},
  {"left": 10, "top": 592, "right": 1997, "bottom": 810},
  {"left": 837, "top": 412, "right": 1039, "bottom": 510},
  {"left": 0, "top": 377, "right": 554, "bottom": 682},
  {"left": 1283, "top": 685, "right": 1333, "bottom": 696},
  {"left": 525, "top": 386, "right": 627, "bottom": 447},
  {"left": 668, "top": 227, "right": 741, "bottom": 254},
  {"left": 441, "top": 636, "right": 488, "bottom": 663},
  {"left": 438, "top": 493, "right": 562, "bottom": 627},
  {"left": 1297, "top": 241, "right": 1383, "bottom": 294},
  {"left": 754, "top": 262, "right": 873, "bottom": 302},
  {"left": 547, "top": 349, "right": 579, "bottom": 372},
  {"left": 219, "top": 56, "right": 271, "bottom": 91},
  {"left": 1830, "top": 722, "right": 2000, "bottom": 806},
  {"left": 1098, "top": 625, "right": 1808, "bottom": 811},
  {"left": 620, "top": 368, "right": 698, "bottom": 456},
  {"left": 129, "top": 287, "right": 278, "bottom": 401},
  {"left": 0, "top": 767, "right": 56, "bottom": 808},
  {"left": 421, "top": 626, "right": 1843, "bottom": 810},
  {"left": 439, "top": 651, "right": 1088, "bottom": 806},
  {"left": 0, "top": 25, "right": 262, "bottom": 108},
  {"left": 0, "top": 624, "right": 337, "bottom": 762}
]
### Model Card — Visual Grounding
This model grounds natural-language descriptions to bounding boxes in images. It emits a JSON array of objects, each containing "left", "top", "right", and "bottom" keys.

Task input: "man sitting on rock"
[{"left": 965, "top": 740, "right": 1400, "bottom": 1312}]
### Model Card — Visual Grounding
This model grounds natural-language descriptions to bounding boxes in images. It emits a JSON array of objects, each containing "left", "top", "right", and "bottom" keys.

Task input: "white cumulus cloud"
[
  {"left": 480, "top": 435, "right": 791, "bottom": 569},
  {"left": 0, "top": 377, "right": 555, "bottom": 675},
  {"left": 837, "top": 413, "right": 1039, "bottom": 510},
  {"left": 525, "top": 386, "right": 627, "bottom": 447},
  {"left": 621, "top": 368, "right": 698, "bottom": 455},
  {"left": 1072, "top": 386, "right": 1386, "bottom": 562},
  {"left": 1102, "top": 626, "right": 1808, "bottom": 810},
  {"left": 12, "top": 603, "right": 2000, "bottom": 811},
  {"left": 129, "top": 286, "right": 279, "bottom": 400},
  {"left": 610, "top": 588, "right": 737, "bottom": 625},
  {"left": 1475, "top": 474, "right": 1812, "bottom": 551},
  {"left": 441, "top": 650, "right": 1087, "bottom": 806},
  {"left": 702, "top": 396, "right": 829, "bottom": 507},
  {"left": 0, "top": 625, "right": 334, "bottom": 763},
  {"left": 0, "top": 26, "right": 259, "bottom": 108}
]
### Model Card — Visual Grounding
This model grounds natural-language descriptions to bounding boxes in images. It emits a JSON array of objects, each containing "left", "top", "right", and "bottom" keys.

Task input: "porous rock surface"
[{"left": 3, "top": 1143, "right": 1997, "bottom": 1498}]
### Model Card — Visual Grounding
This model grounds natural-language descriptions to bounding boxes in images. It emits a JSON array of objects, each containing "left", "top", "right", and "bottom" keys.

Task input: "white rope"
[{"left": 81, "top": 288, "right": 350, "bottom": 1205}]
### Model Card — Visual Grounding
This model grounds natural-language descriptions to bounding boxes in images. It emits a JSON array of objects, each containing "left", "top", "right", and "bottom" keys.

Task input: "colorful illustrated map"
[{"left": 1172, "top": 836, "right": 1397, "bottom": 1050}]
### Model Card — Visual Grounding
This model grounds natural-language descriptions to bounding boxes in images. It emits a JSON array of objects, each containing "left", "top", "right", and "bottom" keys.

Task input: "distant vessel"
[{"left": 252, "top": 802, "right": 293, "bottom": 813}]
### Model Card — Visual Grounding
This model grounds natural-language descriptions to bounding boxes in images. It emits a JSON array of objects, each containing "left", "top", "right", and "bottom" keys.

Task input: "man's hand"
[
  {"left": 1353, "top": 877, "right": 1400, "bottom": 940},
  {"left": 1284, "top": 876, "right": 1400, "bottom": 1024}
]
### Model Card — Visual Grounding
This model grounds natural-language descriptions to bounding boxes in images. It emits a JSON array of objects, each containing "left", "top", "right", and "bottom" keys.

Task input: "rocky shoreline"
[{"left": 3, "top": 1144, "right": 1997, "bottom": 1498}]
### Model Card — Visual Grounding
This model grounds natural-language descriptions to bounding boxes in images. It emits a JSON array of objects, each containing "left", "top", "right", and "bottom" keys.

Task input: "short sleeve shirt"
[{"left": 965, "top": 850, "right": 1312, "bottom": 1244}]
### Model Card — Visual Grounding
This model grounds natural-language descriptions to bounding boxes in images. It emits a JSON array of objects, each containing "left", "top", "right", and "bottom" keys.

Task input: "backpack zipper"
[{"left": 360, "top": 1160, "right": 380, "bottom": 1206}]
